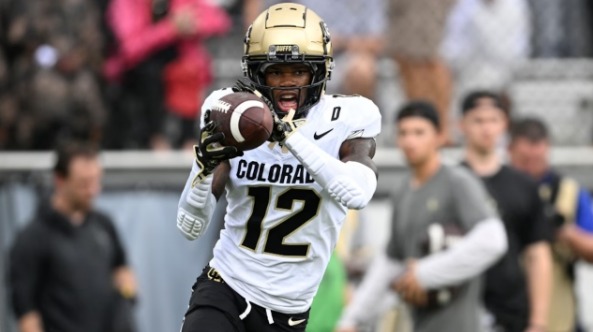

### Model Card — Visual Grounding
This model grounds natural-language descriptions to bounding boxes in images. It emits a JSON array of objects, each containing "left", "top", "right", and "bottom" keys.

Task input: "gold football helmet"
[{"left": 242, "top": 3, "right": 333, "bottom": 117}]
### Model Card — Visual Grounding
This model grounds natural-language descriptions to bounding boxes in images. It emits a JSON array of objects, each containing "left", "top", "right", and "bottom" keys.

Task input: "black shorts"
[{"left": 181, "top": 266, "right": 310, "bottom": 332}]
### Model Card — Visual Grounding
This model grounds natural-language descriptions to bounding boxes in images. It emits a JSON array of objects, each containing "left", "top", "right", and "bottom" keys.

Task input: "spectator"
[
  {"left": 459, "top": 91, "right": 553, "bottom": 332},
  {"left": 441, "top": 0, "right": 530, "bottom": 110},
  {"left": 3, "top": 0, "right": 108, "bottom": 149},
  {"left": 8, "top": 142, "right": 137, "bottom": 332},
  {"left": 260, "top": 0, "right": 386, "bottom": 99},
  {"left": 337, "top": 101, "right": 507, "bottom": 332},
  {"left": 104, "top": 0, "right": 230, "bottom": 150},
  {"left": 389, "top": 0, "right": 457, "bottom": 145},
  {"left": 509, "top": 117, "right": 593, "bottom": 331}
]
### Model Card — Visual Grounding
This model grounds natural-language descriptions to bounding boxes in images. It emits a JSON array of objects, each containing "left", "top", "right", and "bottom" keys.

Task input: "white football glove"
[{"left": 177, "top": 169, "right": 215, "bottom": 240}]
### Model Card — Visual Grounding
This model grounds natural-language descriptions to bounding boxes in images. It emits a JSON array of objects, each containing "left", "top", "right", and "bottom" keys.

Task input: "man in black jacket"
[{"left": 9, "top": 142, "right": 137, "bottom": 332}]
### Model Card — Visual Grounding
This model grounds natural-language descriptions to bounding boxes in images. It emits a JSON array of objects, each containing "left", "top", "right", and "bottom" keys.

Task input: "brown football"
[{"left": 209, "top": 92, "right": 274, "bottom": 151}]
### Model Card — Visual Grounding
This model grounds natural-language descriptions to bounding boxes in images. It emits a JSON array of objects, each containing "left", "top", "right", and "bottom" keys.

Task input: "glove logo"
[{"left": 313, "top": 128, "right": 333, "bottom": 140}]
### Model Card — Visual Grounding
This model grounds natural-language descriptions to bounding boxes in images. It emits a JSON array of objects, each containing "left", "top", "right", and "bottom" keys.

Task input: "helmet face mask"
[{"left": 242, "top": 3, "right": 334, "bottom": 118}]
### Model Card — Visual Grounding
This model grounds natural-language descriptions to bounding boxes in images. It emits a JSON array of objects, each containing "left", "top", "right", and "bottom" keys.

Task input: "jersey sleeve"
[
  {"left": 575, "top": 188, "right": 593, "bottom": 233},
  {"left": 100, "top": 213, "right": 128, "bottom": 268},
  {"left": 9, "top": 224, "right": 47, "bottom": 318},
  {"left": 450, "top": 167, "right": 497, "bottom": 230},
  {"left": 385, "top": 184, "right": 405, "bottom": 260},
  {"left": 385, "top": 211, "right": 402, "bottom": 260},
  {"left": 340, "top": 96, "right": 382, "bottom": 140},
  {"left": 521, "top": 179, "right": 553, "bottom": 246}
]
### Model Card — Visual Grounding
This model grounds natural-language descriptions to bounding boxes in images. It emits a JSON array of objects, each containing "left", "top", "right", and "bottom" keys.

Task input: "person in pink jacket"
[{"left": 104, "top": 0, "right": 230, "bottom": 150}]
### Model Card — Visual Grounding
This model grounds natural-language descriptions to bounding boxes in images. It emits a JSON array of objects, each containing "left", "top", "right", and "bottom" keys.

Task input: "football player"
[{"left": 176, "top": 3, "right": 381, "bottom": 332}]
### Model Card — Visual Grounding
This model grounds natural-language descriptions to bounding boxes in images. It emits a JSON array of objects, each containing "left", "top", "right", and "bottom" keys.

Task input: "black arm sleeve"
[
  {"left": 103, "top": 215, "right": 127, "bottom": 268},
  {"left": 8, "top": 224, "right": 47, "bottom": 318}
]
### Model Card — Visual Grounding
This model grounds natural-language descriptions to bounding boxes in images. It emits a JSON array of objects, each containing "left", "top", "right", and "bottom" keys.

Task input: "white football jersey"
[{"left": 203, "top": 88, "right": 381, "bottom": 314}]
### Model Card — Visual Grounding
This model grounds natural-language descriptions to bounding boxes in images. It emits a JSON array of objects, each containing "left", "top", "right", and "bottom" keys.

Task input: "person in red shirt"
[{"left": 104, "top": 0, "right": 230, "bottom": 149}]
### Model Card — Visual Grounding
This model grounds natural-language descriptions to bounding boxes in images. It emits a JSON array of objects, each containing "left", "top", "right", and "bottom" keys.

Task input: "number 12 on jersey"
[{"left": 240, "top": 186, "right": 321, "bottom": 257}]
